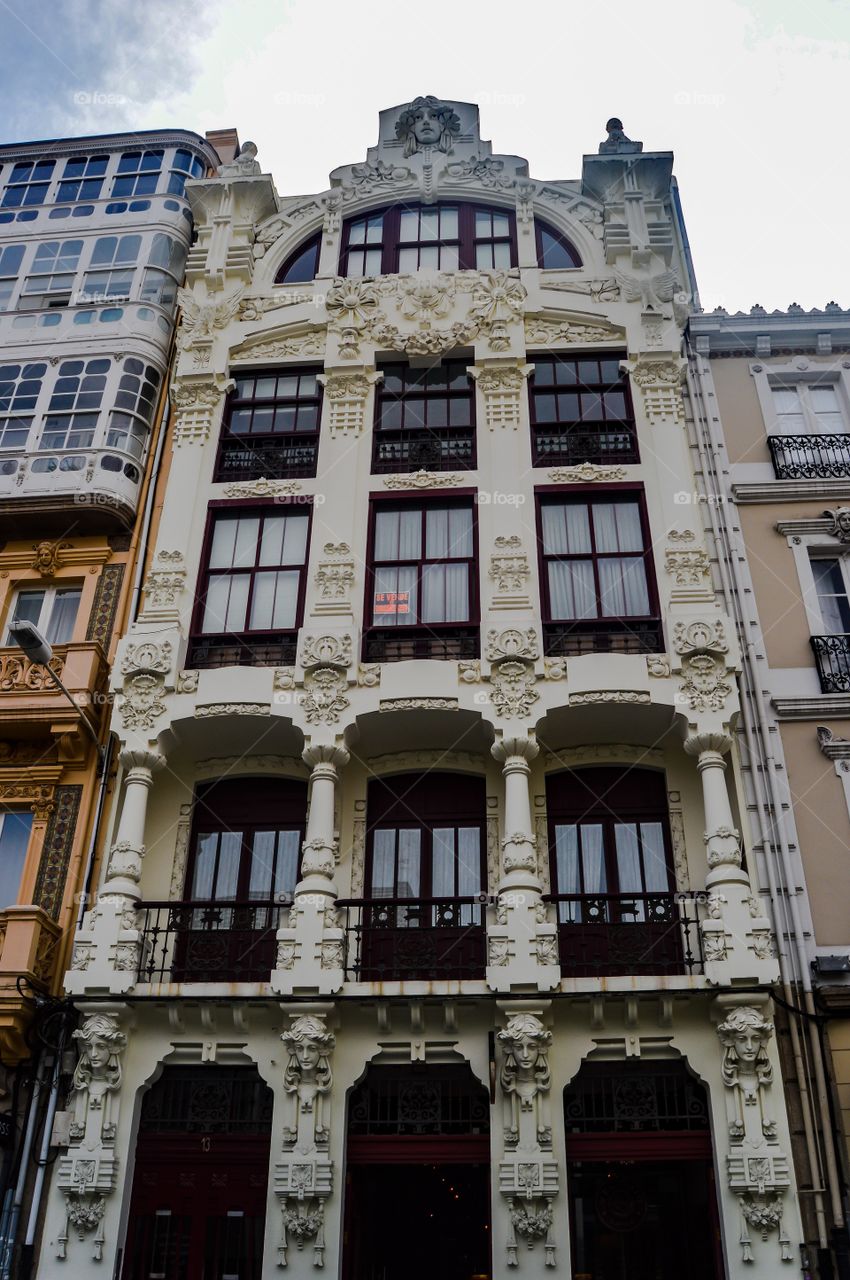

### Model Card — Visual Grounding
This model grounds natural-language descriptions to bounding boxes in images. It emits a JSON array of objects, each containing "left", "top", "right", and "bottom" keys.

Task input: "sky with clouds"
[{"left": 0, "top": 0, "right": 845, "bottom": 313}]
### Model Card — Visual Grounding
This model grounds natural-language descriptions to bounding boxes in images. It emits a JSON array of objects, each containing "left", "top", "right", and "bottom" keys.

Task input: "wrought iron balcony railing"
[
  {"left": 362, "top": 625, "right": 479, "bottom": 663},
  {"left": 186, "top": 630, "right": 298, "bottom": 669},
  {"left": 214, "top": 434, "right": 319, "bottom": 481},
  {"left": 371, "top": 429, "right": 476, "bottom": 474},
  {"left": 336, "top": 896, "right": 487, "bottom": 981},
  {"left": 811, "top": 634, "right": 850, "bottom": 693},
  {"left": 546, "top": 891, "right": 706, "bottom": 976},
  {"left": 137, "top": 901, "right": 284, "bottom": 983},
  {"left": 767, "top": 433, "right": 850, "bottom": 480},
  {"left": 543, "top": 618, "right": 664, "bottom": 657},
  {"left": 532, "top": 424, "right": 639, "bottom": 467}
]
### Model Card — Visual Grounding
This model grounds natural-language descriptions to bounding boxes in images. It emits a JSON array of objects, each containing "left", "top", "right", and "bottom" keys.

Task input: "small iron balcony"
[
  {"left": 811, "top": 634, "right": 850, "bottom": 693},
  {"left": 768, "top": 433, "right": 850, "bottom": 480}
]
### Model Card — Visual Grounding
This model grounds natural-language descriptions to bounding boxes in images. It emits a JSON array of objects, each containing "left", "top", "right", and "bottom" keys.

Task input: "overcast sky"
[{"left": 1, "top": 0, "right": 845, "bottom": 313}]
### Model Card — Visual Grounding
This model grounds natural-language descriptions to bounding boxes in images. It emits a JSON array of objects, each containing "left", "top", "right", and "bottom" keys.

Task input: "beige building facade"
[{"left": 688, "top": 307, "right": 850, "bottom": 1277}]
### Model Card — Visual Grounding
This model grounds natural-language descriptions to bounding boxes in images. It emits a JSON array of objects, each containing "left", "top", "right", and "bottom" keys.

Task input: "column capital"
[
  {"left": 118, "top": 748, "right": 166, "bottom": 775},
  {"left": 302, "top": 743, "right": 350, "bottom": 773},
  {"left": 684, "top": 731, "right": 733, "bottom": 758},
  {"left": 492, "top": 734, "right": 539, "bottom": 766}
]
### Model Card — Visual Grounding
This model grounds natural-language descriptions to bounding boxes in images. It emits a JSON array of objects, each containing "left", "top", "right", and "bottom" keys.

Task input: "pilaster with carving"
[
  {"left": 498, "top": 1009, "right": 558, "bottom": 1268},
  {"left": 272, "top": 746, "right": 349, "bottom": 996},
  {"left": 274, "top": 1011, "right": 336, "bottom": 1268},
  {"left": 714, "top": 998, "right": 794, "bottom": 1264},
  {"left": 55, "top": 1009, "right": 128, "bottom": 1262}
]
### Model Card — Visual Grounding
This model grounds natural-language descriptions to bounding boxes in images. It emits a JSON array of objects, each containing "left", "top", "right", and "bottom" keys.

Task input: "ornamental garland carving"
[
  {"left": 665, "top": 547, "right": 711, "bottom": 585},
  {"left": 679, "top": 654, "right": 732, "bottom": 713},
  {"left": 229, "top": 332, "right": 326, "bottom": 363},
  {"left": 382, "top": 469, "right": 464, "bottom": 489},
  {"left": 222, "top": 478, "right": 302, "bottom": 498},
  {"left": 490, "top": 662, "right": 539, "bottom": 719},
  {"left": 569, "top": 690, "right": 650, "bottom": 707},
  {"left": 118, "top": 674, "right": 166, "bottom": 732},
  {"left": 315, "top": 559, "right": 356, "bottom": 600},
  {"left": 547, "top": 462, "right": 627, "bottom": 483},
  {"left": 302, "top": 668, "right": 350, "bottom": 725},
  {"left": 524, "top": 315, "right": 621, "bottom": 346}
]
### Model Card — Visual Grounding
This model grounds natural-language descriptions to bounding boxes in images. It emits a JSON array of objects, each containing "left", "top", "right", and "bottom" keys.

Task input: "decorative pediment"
[
  {"left": 229, "top": 324, "right": 326, "bottom": 364},
  {"left": 524, "top": 311, "right": 625, "bottom": 347}
]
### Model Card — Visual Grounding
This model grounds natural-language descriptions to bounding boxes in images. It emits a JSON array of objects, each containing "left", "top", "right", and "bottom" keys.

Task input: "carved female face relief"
[
  {"left": 294, "top": 1040, "right": 321, "bottom": 1071},
  {"left": 395, "top": 96, "right": 461, "bottom": 157},
  {"left": 412, "top": 104, "right": 442, "bottom": 146}
]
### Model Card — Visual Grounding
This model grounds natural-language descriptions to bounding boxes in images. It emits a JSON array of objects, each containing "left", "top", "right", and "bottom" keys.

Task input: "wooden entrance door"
[{"left": 122, "top": 1067, "right": 272, "bottom": 1280}]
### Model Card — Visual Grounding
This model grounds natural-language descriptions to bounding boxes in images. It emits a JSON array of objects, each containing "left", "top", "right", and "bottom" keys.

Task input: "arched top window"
[
  {"left": 535, "top": 218, "right": 582, "bottom": 269},
  {"left": 275, "top": 231, "right": 321, "bottom": 285},
  {"left": 341, "top": 202, "right": 517, "bottom": 276}
]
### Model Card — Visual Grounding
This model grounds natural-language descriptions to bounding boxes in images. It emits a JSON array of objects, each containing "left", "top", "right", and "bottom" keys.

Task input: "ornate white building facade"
[{"left": 38, "top": 101, "right": 805, "bottom": 1279}]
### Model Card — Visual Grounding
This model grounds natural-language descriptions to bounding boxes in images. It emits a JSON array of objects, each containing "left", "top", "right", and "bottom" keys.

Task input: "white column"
[
  {"left": 272, "top": 744, "right": 349, "bottom": 995},
  {"left": 488, "top": 736, "right": 559, "bottom": 992},
  {"left": 102, "top": 750, "right": 164, "bottom": 901},
  {"left": 685, "top": 733, "right": 778, "bottom": 984}
]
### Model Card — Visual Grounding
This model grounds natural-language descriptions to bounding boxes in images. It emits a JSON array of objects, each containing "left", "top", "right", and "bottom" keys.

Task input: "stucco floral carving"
[
  {"left": 487, "top": 628, "right": 539, "bottom": 662},
  {"left": 490, "top": 536, "right": 531, "bottom": 593},
  {"left": 222, "top": 478, "right": 302, "bottom": 497},
  {"left": 679, "top": 653, "right": 732, "bottom": 713},
  {"left": 547, "top": 462, "right": 627, "bottom": 483},
  {"left": 118, "top": 674, "right": 166, "bottom": 732},
  {"left": 673, "top": 619, "right": 728, "bottom": 656},
  {"left": 121, "top": 640, "right": 172, "bottom": 676},
  {"left": 170, "top": 377, "right": 231, "bottom": 446},
  {"left": 490, "top": 662, "right": 539, "bottom": 719},
  {"left": 303, "top": 668, "right": 349, "bottom": 724},
  {"left": 665, "top": 547, "right": 711, "bottom": 585},
  {"left": 382, "top": 469, "right": 464, "bottom": 489},
  {"left": 300, "top": 634, "right": 352, "bottom": 670},
  {"left": 524, "top": 315, "right": 620, "bottom": 346}
]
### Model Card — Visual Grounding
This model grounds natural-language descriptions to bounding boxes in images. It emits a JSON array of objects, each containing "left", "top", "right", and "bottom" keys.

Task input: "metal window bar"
[
  {"left": 336, "top": 896, "right": 488, "bottom": 981},
  {"left": 767, "top": 433, "right": 850, "bottom": 479},
  {"left": 545, "top": 891, "right": 706, "bottom": 976},
  {"left": 136, "top": 901, "right": 284, "bottom": 983},
  {"left": 810, "top": 634, "right": 850, "bottom": 693}
]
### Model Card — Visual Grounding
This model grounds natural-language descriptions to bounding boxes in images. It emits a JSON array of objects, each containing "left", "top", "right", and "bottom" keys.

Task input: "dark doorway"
[
  {"left": 122, "top": 1066, "right": 273, "bottom": 1280},
  {"left": 564, "top": 1060, "right": 723, "bottom": 1280},
  {"left": 344, "top": 1162, "right": 490, "bottom": 1280},
  {"left": 344, "top": 1064, "right": 491, "bottom": 1280}
]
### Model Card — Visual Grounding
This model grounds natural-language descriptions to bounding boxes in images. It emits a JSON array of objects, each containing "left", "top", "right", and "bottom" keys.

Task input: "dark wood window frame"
[
  {"left": 274, "top": 231, "right": 322, "bottom": 285},
  {"left": 372, "top": 357, "right": 476, "bottom": 473},
  {"left": 528, "top": 351, "right": 638, "bottom": 466},
  {"left": 214, "top": 366, "right": 323, "bottom": 481},
  {"left": 340, "top": 201, "right": 521, "bottom": 276},
  {"left": 535, "top": 484, "right": 663, "bottom": 656},
  {"left": 188, "top": 497, "right": 313, "bottom": 668},
  {"left": 363, "top": 490, "right": 480, "bottom": 662}
]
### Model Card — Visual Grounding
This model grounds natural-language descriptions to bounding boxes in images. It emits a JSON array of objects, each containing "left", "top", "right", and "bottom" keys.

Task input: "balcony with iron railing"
[
  {"left": 336, "top": 897, "right": 487, "bottom": 982},
  {"left": 543, "top": 618, "right": 664, "bottom": 657},
  {"left": 213, "top": 433, "right": 319, "bottom": 482},
  {"left": 371, "top": 429, "right": 476, "bottom": 474},
  {"left": 137, "top": 901, "right": 285, "bottom": 984},
  {"left": 532, "top": 424, "right": 639, "bottom": 468},
  {"left": 768, "top": 433, "right": 850, "bottom": 479},
  {"left": 546, "top": 891, "right": 706, "bottom": 977},
  {"left": 362, "top": 625, "right": 479, "bottom": 663},
  {"left": 185, "top": 631, "right": 298, "bottom": 669},
  {"left": 810, "top": 634, "right": 850, "bottom": 693}
]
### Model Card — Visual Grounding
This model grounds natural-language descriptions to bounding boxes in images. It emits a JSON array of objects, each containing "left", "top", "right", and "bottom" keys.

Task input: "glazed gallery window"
[
  {"left": 6, "top": 585, "right": 82, "bottom": 645},
  {"left": 167, "top": 148, "right": 205, "bottom": 197},
  {"left": 373, "top": 359, "right": 474, "bottom": 472},
  {"left": 341, "top": 203, "right": 580, "bottom": 276},
  {"left": 367, "top": 773, "right": 485, "bottom": 913},
  {"left": 547, "top": 767, "right": 675, "bottom": 921},
  {"left": 368, "top": 502, "right": 475, "bottom": 628},
  {"left": 105, "top": 358, "right": 161, "bottom": 458},
  {"left": 56, "top": 155, "right": 108, "bottom": 203},
  {"left": 80, "top": 235, "right": 141, "bottom": 303},
  {"left": 140, "top": 234, "right": 186, "bottom": 308},
  {"left": 771, "top": 382, "right": 846, "bottom": 434},
  {"left": 112, "top": 151, "right": 163, "bottom": 198},
  {"left": 196, "top": 509, "right": 310, "bottom": 638},
  {"left": 18, "top": 240, "right": 84, "bottom": 310},
  {"left": 538, "top": 494, "right": 653, "bottom": 621},
  {"left": 811, "top": 557, "right": 850, "bottom": 634},
  {"left": 39, "top": 357, "right": 109, "bottom": 450},
  {"left": 0, "top": 160, "right": 55, "bottom": 208},
  {"left": 274, "top": 232, "right": 321, "bottom": 285},
  {"left": 0, "top": 811, "right": 33, "bottom": 910},
  {"left": 0, "top": 361, "right": 47, "bottom": 450},
  {"left": 529, "top": 354, "right": 636, "bottom": 465},
  {"left": 0, "top": 244, "right": 25, "bottom": 308}
]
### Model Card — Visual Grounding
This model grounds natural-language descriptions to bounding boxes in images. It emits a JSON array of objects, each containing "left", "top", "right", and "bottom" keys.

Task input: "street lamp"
[{"left": 8, "top": 619, "right": 106, "bottom": 769}]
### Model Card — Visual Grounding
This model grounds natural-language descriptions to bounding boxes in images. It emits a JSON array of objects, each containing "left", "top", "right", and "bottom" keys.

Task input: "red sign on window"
[{"left": 374, "top": 591, "right": 410, "bottom": 615}]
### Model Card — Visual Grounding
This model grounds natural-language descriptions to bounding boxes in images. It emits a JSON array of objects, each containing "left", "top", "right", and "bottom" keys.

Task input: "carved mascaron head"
[
  {"left": 73, "top": 1014, "right": 126, "bottom": 1090},
  {"left": 718, "top": 1006, "right": 773, "bottom": 1084},
  {"left": 499, "top": 1013, "right": 552, "bottom": 1079},
  {"left": 395, "top": 96, "right": 461, "bottom": 157},
  {"left": 282, "top": 1015, "right": 335, "bottom": 1087}
]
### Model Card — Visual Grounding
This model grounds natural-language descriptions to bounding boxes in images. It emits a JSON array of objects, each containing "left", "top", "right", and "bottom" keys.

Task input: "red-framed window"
[
  {"left": 274, "top": 232, "right": 321, "bottom": 285},
  {"left": 536, "top": 218, "right": 582, "bottom": 269},
  {"left": 189, "top": 502, "right": 311, "bottom": 668},
  {"left": 340, "top": 202, "right": 521, "bottom": 276},
  {"left": 186, "top": 776, "right": 307, "bottom": 905},
  {"left": 536, "top": 488, "right": 662, "bottom": 654},
  {"left": 528, "top": 352, "right": 637, "bottom": 466},
  {"left": 215, "top": 367, "right": 322, "bottom": 481},
  {"left": 363, "top": 496, "right": 479, "bottom": 661},
  {"left": 373, "top": 358, "right": 475, "bottom": 473}
]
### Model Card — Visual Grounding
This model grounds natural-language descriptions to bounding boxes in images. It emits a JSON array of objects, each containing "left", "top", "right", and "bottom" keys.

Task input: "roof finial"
[{"left": 599, "top": 117, "right": 643, "bottom": 155}]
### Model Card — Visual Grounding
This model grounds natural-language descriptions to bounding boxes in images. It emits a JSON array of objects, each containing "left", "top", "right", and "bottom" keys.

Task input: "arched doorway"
[
  {"left": 343, "top": 1063, "right": 491, "bottom": 1279},
  {"left": 122, "top": 1065, "right": 273, "bottom": 1280},
  {"left": 564, "top": 1060, "right": 723, "bottom": 1280}
]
